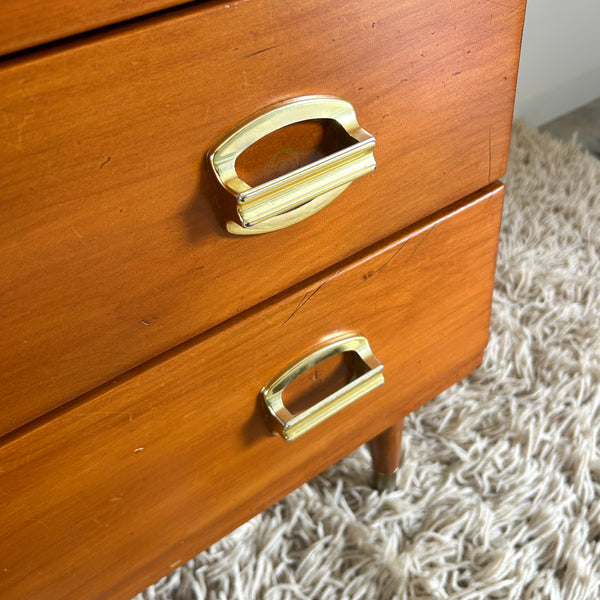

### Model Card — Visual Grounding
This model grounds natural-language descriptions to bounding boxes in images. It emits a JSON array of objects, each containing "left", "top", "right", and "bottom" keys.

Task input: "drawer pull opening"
[
  {"left": 262, "top": 334, "right": 384, "bottom": 441},
  {"left": 207, "top": 95, "right": 376, "bottom": 235}
]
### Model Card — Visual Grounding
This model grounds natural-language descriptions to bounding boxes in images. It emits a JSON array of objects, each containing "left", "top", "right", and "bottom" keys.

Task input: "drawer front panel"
[
  {"left": 0, "top": 0, "right": 186, "bottom": 56},
  {"left": 0, "top": 0, "right": 524, "bottom": 434},
  {"left": 0, "top": 183, "right": 503, "bottom": 600}
]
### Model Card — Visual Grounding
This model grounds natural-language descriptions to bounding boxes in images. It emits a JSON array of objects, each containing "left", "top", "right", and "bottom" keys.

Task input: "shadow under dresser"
[{"left": 0, "top": 1, "right": 526, "bottom": 598}]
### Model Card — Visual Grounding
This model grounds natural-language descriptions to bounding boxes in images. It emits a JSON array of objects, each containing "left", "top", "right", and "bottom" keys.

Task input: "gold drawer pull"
[
  {"left": 262, "top": 334, "right": 384, "bottom": 442},
  {"left": 207, "top": 95, "right": 376, "bottom": 235}
]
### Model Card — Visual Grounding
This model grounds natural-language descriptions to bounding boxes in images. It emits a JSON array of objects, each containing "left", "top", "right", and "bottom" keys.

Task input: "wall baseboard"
[{"left": 514, "top": 66, "right": 600, "bottom": 127}]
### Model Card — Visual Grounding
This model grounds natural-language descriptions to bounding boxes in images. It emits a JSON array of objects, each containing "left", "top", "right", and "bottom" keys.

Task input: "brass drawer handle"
[
  {"left": 207, "top": 95, "right": 376, "bottom": 235},
  {"left": 262, "top": 334, "right": 384, "bottom": 442}
]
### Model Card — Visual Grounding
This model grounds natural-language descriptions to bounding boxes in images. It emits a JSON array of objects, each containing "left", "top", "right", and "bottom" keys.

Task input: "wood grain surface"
[
  {"left": 0, "top": 0, "right": 188, "bottom": 56},
  {"left": 0, "top": 0, "right": 525, "bottom": 436},
  {"left": 0, "top": 183, "right": 504, "bottom": 600}
]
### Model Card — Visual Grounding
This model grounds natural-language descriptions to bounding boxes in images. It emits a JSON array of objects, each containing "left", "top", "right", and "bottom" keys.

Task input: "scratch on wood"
[
  {"left": 282, "top": 290, "right": 309, "bottom": 326},
  {"left": 100, "top": 156, "right": 111, "bottom": 169},
  {"left": 283, "top": 283, "right": 324, "bottom": 325},
  {"left": 404, "top": 224, "right": 437, "bottom": 265},
  {"left": 364, "top": 224, "right": 437, "bottom": 281},
  {"left": 245, "top": 45, "right": 277, "bottom": 58},
  {"left": 283, "top": 272, "right": 338, "bottom": 326},
  {"left": 364, "top": 239, "right": 410, "bottom": 280}
]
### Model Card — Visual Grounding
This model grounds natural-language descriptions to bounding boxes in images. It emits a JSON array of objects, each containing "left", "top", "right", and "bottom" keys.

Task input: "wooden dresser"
[{"left": 0, "top": 1, "right": 526, "bottom": 598}]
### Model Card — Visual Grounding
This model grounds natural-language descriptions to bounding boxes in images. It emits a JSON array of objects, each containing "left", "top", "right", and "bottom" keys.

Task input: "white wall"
[{"left": 514, "top": 0, "right": 600, "bottom": 126}]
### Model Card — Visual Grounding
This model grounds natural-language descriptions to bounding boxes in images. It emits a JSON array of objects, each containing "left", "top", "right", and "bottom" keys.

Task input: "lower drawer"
[{"left": 0, "top": 182, "right": 503, "bottom": 600}]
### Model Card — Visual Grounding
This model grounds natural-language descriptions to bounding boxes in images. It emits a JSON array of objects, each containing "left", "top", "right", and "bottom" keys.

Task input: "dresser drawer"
[
  {"left": 0, "top": 0, "right": 187, "bottom": 55},
  {"left": 0, "top": 0, "right": 524, "bottom": 435},
  {"left": 0, "top": 183, "right": 503, "bottom": 600}
]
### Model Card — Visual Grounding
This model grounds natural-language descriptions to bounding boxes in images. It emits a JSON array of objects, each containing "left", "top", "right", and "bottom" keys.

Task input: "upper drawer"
[
  {"left": 0, "top": 0, "right": 187, "bottom": 56},
  {"left": 0, "top": 0, "right": 525, "bottom": 436}
]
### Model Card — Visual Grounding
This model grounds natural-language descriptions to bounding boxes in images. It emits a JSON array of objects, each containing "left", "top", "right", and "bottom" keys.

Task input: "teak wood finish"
[
  {"left": 1, "top": 0, "right": 526, "bottom": 598},
  {"left": 0, "top": 0, "right": 188, "bottom": 55},
  {"left": 0, "top": 185, "right": 504, "bottom": 600},
  {"left": 0, "top": 0, "right": 526, "bottom": 436}
]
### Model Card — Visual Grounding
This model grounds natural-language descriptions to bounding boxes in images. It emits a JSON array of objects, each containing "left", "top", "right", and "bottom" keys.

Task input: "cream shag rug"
[{"left": 136, "top": 121, "right": 600, "bottom": 600}]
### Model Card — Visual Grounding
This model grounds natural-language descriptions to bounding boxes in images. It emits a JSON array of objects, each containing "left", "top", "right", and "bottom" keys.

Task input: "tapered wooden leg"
[{"left": 368, "top": 419, "right": 403, "bottom": 491}]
